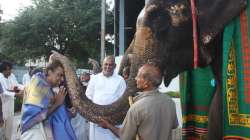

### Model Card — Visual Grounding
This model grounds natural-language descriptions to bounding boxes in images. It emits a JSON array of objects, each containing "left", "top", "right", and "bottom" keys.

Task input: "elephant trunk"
[
  {"left": 50, "top": 52, "right": 138, "bottom": 124},
  {"left": 118, "top": 38, "right": 135, "bottom": 75},
  {"left": 49, "top": 21, "right": 161, "bottom": 125}
]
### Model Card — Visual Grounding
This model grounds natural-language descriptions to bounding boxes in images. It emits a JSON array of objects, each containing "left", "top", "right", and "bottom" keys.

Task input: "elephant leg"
[{"left": 207, "top": 85, "right": 222, "bottom": 140}]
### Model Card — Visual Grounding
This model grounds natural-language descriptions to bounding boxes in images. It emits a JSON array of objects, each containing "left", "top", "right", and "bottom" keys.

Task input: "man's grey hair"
[
  {"left": 141, "top": 64, "right": 162, "bottom": 88},
  {"left": 102, "top": 55, "right": 116, "bottom": 64},
  {"left": 143, "top": 72, "right": 162, "bottom": 87}
]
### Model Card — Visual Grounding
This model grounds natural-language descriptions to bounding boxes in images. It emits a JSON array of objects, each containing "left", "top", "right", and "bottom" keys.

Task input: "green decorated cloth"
[
  {"left": 223, "top": 1, "right": 250, "bottom": 139},
  {"left": 180, "top": 66, "right": 215, "bottom": 140}
]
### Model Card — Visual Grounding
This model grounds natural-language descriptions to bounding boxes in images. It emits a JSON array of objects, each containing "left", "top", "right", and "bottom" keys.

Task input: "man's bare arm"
[{"left": 98, "top": 118, "right": 121, "bottom": 138}]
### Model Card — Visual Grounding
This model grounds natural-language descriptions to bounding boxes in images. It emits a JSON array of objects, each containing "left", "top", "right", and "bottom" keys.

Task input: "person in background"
[
  {"left": 86, "top": 56, "right": 126, "bottom": 140},
  {"left": 22, "top": 66, "right": 35, "bottom": 86},
  {"left": 0, "top": 60, "right": 24, "bottom": 140},
  {"left": 80, "top": 72, "right": 90, "bottom": 87},
  {"left": 0, "top": 83, "right": 4, "bottom": 139},
  {"left": 122, "top": 67, "right": 130, "bottom": 80},
  {"left": 98, "top": 64, "right": 178, "bottom": 140}
]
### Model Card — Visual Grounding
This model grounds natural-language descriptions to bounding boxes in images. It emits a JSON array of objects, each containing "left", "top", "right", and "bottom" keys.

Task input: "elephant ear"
[{"left": 197, "top": 0, "right": 247, "bottom": 44}]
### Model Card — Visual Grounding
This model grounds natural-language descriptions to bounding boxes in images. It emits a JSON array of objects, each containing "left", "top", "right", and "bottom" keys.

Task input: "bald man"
[
  {"left": 86, "top": 56, "right": 126, "bottom": 140},
  {"left": 98, "top": 64, "right": 178, "bottom": 140}
]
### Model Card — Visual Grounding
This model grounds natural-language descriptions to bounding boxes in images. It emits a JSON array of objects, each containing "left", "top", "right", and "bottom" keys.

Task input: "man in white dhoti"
[
  {"left": 0, "top": 83, "right": 4, "bottom": 139},
  {"left": 86, "top": 56, "right": 126, "bottom": 140},
  {"left": 0, "top": 61, "right": 24, "bottom": 140}
]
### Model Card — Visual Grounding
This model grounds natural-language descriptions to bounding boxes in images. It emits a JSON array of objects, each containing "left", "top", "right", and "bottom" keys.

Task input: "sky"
[
  {"left": 0, "top": 0, "right": 32, "bottom": 21},
  {"left": 0, "top": 0, "right": 114, "bottom": 21}
]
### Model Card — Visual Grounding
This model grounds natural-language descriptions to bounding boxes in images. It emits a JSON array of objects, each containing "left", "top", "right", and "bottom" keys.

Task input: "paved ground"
[
  {"left": 13, "top": 113, "right": 21, "bottom": 140},
  {"left": 13, "top": 113, "right": 182, "bottom": 140}
]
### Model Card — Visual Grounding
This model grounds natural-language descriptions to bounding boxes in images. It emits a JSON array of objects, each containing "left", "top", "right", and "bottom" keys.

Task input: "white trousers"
[
  {"left": 1, "top": 95, "right": 14, "bottom": 140},
  {"left": 4, "top": 117, "right": 14, "bottom": 140}
]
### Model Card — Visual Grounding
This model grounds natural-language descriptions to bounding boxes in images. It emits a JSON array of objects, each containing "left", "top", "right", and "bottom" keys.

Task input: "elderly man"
[
  {"left": 86, "top": 56, "right": 126, "bottom": 140},
  {"left": 98, "top": 64, "right": 178, "bottom": 140}
]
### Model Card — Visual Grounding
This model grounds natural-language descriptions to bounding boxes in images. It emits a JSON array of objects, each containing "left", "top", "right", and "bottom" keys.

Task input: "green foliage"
[
  {"left": 164, "top": 91, "right": 180, "bottom": 98},
  {"left": 0, "top": 0, "right": 114, "bottom": 67}
]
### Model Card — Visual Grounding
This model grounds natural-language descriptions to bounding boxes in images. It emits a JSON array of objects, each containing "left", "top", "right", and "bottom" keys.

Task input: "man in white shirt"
[
  {"left": 0, "top": 61, "right": 24, "bottom": 140},
  {"left": 0, "top": 83, "right": 4, "bottom": 139},
  {"left": 86, "top": 56, "right": 126, "bottom": 140},
  {"left": 22, "top": 66, "right": 34, "bottom": 86}
]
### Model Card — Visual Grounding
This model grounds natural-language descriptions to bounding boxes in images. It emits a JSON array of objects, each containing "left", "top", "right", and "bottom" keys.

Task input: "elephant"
[
  {"left": 49, "top": 0, "right": 247, "bottom": 139},
  {"left": 88, "top": 58, "right": 101, "bottom": 74}
]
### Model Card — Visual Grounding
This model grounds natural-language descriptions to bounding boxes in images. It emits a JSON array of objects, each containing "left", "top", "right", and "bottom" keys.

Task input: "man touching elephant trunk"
[
  {"left": 47, "top": 1, "right": 248, "bottom": 139},
  {"left": 98, "top": 64, "right": 178, "bottom": 140}
]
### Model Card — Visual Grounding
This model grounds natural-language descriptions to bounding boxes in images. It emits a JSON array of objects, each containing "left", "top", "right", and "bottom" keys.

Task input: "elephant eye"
[
  {"left": 144, "top": 5, "right": 171, "bottom": 32},
  {"left": 167, "top": 3, "right": 189, "bottom": 27}
]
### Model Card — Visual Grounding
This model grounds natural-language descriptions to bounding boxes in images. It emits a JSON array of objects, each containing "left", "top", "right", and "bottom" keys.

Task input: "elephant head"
[
  {"left": 50, "top": 0, "right": 246, "bottom": 126},
  {"left": 120, "top": 0, "right": 247, "bottom": 86}
]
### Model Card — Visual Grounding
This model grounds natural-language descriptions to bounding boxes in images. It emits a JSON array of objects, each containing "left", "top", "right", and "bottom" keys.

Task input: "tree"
[
  {"left": 0, "top": 0, "right": 114, "bottom": 67},
  {"left": 0, "top": 6, "right": 2, "bottom": 21}
]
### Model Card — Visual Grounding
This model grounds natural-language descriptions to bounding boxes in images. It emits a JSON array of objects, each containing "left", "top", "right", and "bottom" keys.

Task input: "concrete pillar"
[{"left": 119, "top": 0, "right": 125, "bottom": 55}]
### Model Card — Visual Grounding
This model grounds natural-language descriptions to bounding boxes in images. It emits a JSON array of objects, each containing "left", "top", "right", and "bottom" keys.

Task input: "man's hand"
[
  {"left": 97, "top": 117, "right": 111, "bottom": 129},
  {"left": 54, "top": 87, "right": 66, "bottom": 106},
  {"left": 97, "top": 117, "right": 121, "bottom": 138},
  {"left": 15, "top": 90, "right": 24, "bottom": 99}
]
